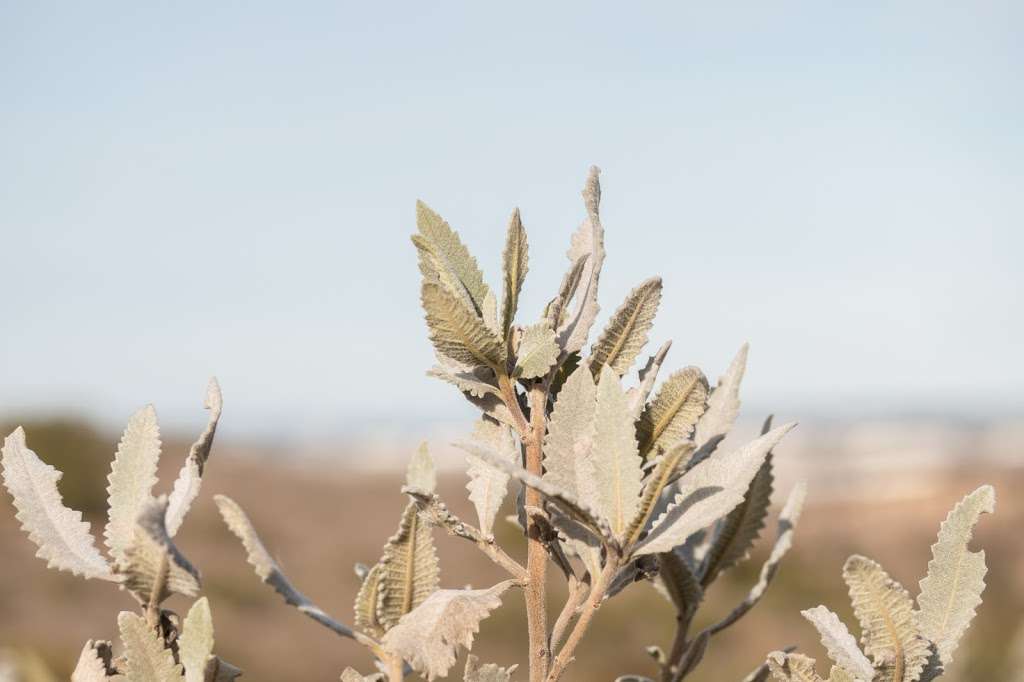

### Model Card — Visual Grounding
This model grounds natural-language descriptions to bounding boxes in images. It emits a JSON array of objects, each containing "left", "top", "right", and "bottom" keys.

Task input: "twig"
[{"left": 546, "top": 558, "right": 618, "bottom": 681}]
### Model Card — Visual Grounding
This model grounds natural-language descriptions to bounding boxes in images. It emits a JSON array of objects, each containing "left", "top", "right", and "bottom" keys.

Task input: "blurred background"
[{"left": 1, "top": 2, "right": 1021, "bottom": 680}]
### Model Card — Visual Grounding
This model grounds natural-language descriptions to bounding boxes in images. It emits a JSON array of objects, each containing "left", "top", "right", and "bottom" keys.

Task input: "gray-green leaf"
[
  {"left": 104, "top": 405, "right": 162, "bottom": 566},
  {"left": 422, "top": 281, "right": 506, "bottom": 369},
  {"left": 500, "top": 208, "right": 528, "bottom": 337},
  {"left": 693, "top": 343, "right": 748, "bottom": 449},
  {"left": 637, "top": 367, "right": 709, "bottom": 457},
  {"left": 414, "top": 200, "right": 490, "bottom": 315},
  {"left": 179, "top": 597, "right": 215, "bottom": 682},
  {"left": 118, "top": 611, "right": 182, "bottom": 682},
  {"left": 378, "top": 501, "right": 440, "bottom": 629},
  {"left": 588, "top": 276, "right": 662, "bottom": 376},
  {"left": 556, "top": 167, "right": 606, "bottom": 355},
  {"left": 514, "top": 323, "right": 559, "bottom": 379}
]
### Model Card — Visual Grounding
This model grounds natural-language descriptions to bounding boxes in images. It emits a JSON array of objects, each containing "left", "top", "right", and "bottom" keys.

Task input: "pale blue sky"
[{"left": 2, "top": 2, "right": 1022, "bottom": 441}]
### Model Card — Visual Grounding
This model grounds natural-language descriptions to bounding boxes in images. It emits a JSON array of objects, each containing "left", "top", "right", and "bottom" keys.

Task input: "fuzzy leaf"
[
  {"left": 378, "top": 501, "right": 440, "bottom": 629},
  {"left": 422, "top": 281, "right": 505, "bottom": 369},
  {"left": 556, "top": 166, "right": 606, "bottom": 355},
  {"left": 427, "top": 358, "right": 500, "bottom": 399},
  {"left": 626, "top": 340, "right": 672, "bottom": 418},
  {"left": 801, "top": 606, "right": 874, "bottom": 682},
  {"left": 591, "top": 365, "right": 642, "bottom": 536},
  {"left": 414, "top": 200, "right": 490, "bottom": 314},
  {"left": 340, "top": 669, "right": 380, "bottom": 682},
  {"left": 1, "top": 427, "right": 114, "bottom": 580},
  {"left": 463, "top": 419, "right": 516, "bottom": 537},
  {"left": 354, "top": 562, "right": 385, "bottom": 637},
  {"left": 699, "top": 446, "right": 774, "bottom": 586},
  {"left": 165, "top": 378, "right": 223, "bottom": 537},
  {"left": 541, "top": 364, "right": 600, "bottom": 509},
  {"left": 589, "top": 277, "right": 662, "bottom": 376},
  {"left": 500, "top": 208, "right": 528, "bottom": 336},
  {"left": 179, "top": 597, "right": 215, "bottom": 682},
  {"left": 463, "top": 654, "right": 517, "bottom": 682},
  {"left": 406, "top": 443, "right": 437, "bottom": 494},
  {"left": 693, "top": 343, "right": 748, "bottom": 448},
  {"left": 655, "top": 549, "right": 704, "bottom": 618},
  {"left": 916, "top": 485, "right": 994, "bottom": 668},
  {"left": 118, "top": 611, "right": 182, "bottom": 681},
  {"left": 843, "top": 555, "right": 929, "bottom": 681},
  {"left": 634, "top": 424, "right": 794, "bottom": 556},
  {"left": 767, "top": 652, "right": 824, "bottom": 682},
  {"left": 215, "top": 494, "right": 354, "bottom": 638},
  {"left": 382, "top": 581, "right": 513, "bottom": 680},
  {"left": 104, "top": 405, "right": 162, "bottom": 565},
  {"left": 637, "top": 367, "right": 709, "bottom": 457},
  {"left": 514, "top": 323, "right": 559, "bottom": 379},
  {"left": 117, "top": 495, "right": 200, "bottom": 603},
  {"left": 625, "top": 442, "right": 693, "bottom": 549},
  {"left": 72, "top": 640, "right": 115, "bottom": 682}
]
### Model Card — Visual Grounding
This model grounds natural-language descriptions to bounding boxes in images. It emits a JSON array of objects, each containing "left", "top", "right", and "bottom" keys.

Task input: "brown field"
[{"left": 0, "top": 426, "right": 1022, "bottom": 681}]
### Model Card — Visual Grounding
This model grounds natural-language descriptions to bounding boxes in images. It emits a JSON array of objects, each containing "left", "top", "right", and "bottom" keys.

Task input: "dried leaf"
[
  {"left": 801, "top": 606, "right": 874, "bottom": 682},
  {"left": 382, "top": 582, "right": 513, "bottom": 680},
  {"left": 843, "top": 555, "right": 929, "bottom": 681},
  {"left": 637, "top": 367, "right": 709, "bottom": 457},
  {"left": 634, "top": 424, "right": 794, "bottom": 556},
  {"left": 767, "top": 652, "right": 824, "bottom": 682},
  {"left": 406, "top": 443, "right": 436, "bottom": 494},
  {"left": 1, "top": 427, "right": 114, "bottom": 580},
  {"left": 414, "top": 200, "right": 490, "bottom": 314},
  {"left": 699, "top": 446, "right": 773, "bottom": 586},
  {"left": 179, "top": 597, "right": 215, "bottom": 682},
  {"left": 165, "top": 378, "right": 223, "bottom": 537},
  {"left": 514, "top": 323, "right": 559, "bottom": 379},
  {"left": 118, "top": 611, "right": 182, "bottom": 681},
  {"left": 463, "top": 419, "right": 516, "bottom": 536},
  {"left": 693, "top": 343, "right": 748, "bottom": 448},
  {"left": 214, "top": 494, "right": 354, "bottom": 638},
  {"left": 378, "top": 501, "right": 440, "bottom": 629},
  {"left": 500, "top": 208, "right": 528, "bottom": 336},
  {"left": 589, "top": 277, "right": 662, "bottom": 376},
  {"left": 72, "top": 640, "right": 115, "bottom": 682},
  {"left": 556, "top": 167, "right": 606, "bottom": 355},
  {"left": 422, "top": 281, "right": 505, "bottom": 369},
  {"left": 591, "top": 365, "right": 642, "bottom": 536},
  {"left": 916, "top": 485, "right": 995, "bottom": 668},
  {"left": 354, "top": 562, "right": 385, "bottom": 637},
  {"left": 118, "top": 495, "right": 200, "bottom": 603},
  {"left": 463, "top": 654, "right": 517, "bottom": 682},
  {"left": 104, "top": 405, "right": 162, "bottom": 565}
]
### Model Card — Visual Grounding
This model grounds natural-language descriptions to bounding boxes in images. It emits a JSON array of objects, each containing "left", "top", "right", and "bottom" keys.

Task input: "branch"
[{"left": 546, "top": 558, "right": 619, "bottom": 681}]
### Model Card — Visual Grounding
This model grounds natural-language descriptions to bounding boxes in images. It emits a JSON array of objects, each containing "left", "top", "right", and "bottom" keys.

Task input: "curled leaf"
[
  {"left": 378, "top": 501, "right": 440, "bottom": 629},
  {"left": 165, "top": 377, "right": 223, "bottom": 537},
  {"left": 800, "top": 605, "right": 874, "bottom": 682},
  {"left": 588, "top": 276, "right": 662, "bottom": 376},
  {"left": 500, "top": 208, "right": 529, "bottom": 337},
  {"left": 556, "top": 166, "right": 606, "bottom": 355},
  {"left": 118, "top": 495, "right": 200, "bottom": 603}
]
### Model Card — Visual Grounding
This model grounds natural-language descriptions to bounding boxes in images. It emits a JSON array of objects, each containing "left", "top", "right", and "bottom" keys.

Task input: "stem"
[
  {"left": 546, "top": 558, "right": 618, "bottom": 681},
  {"left": 549, "top": 577, "right": 587, "bottom": 654},
  {"left": 145, "top": 554, "right": 169, "bottom": 630},
  {"left": 523, "top": 383, "right": 550, "bottom": 682},
  {"left": 384, "top": 654, "right": 404, "bottom": 681},
  {"left": 663, "top": 610, "right": 695, "bottom": 682}
]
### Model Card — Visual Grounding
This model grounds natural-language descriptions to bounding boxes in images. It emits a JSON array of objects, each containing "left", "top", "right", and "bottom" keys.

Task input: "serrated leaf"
[
  {"left": 165, "top": 378, "right": 223, "bottom": 537},
  {"left": 104, "top": 405, "right": 162, "bottom": 565},
  {"left": 589, "top": 277, "right": 662, "bottom": 376},
  {"left": 72, "top": 640, "right": 115, "bottom": 682},
  {"left": 843, "top": 555, "right": 929, "bottom": 682},
  {"left": 556, "top": 166, "right": 606, "bottom": 355},
  {"left": 699, "top": 447, "right": 774, "bottom": 586},
  {"left": 513, "top": 323, "right": 559, "bottom": 379},
  {"left": 634, "top": 424, "right": 794, "bottom": 556},
  {"left": 916, "top": 485, "right": 994, "bottom": 669},
  {"left": 767, "top": 652, "right": 824, "bottom": 682},
  {"left": 592, "top": 365, "right": 642, "bottom": 536},
  {"left": 117, "top": 495, "right": 200, "bottom": 603},
  {"left": 625, "top": 442, "right": 693, "bottom": 549},
  {"left": 118, "top": 611, "right": 182, "bottom": 681},
  {"left": 414, "top": 200, "right": 490, "bottom": 314},
  {"left": 1, "top": 427, "right": 114, "bottom": 580},
  {"left": 541, "top": 364, "right": 600, "bottom": 509},
  {"left": 500, "top": 208, "right": 528, "bottom": 336},
  {"left": 406, "top": 443, "right": 436, "bottom": 494},
  {"left": 214, "top": 494, "right": 354, "bottom": 638},
  {"left": 626, "top": 340, "right": 672, "bottom": 418},
  {"left": 483, "top": 290, "right": 499, "bottom": 335},
  {"left": 422, "top": 281, "right": 506, "bottom": 369},
  {"left": 378, "top": 501, "right": 440, "bottom": 629},
  {"left": 463, "top": 419, "right": 515, "bottom": 537},
  {"left": 382, "top": 581, "right": 513, "bottom": 680},
  {"left": 827, "top": 667, "right": 858, "bottom": 682},
  {"left": 693, "top": 343, "right": 748, "bottom": 448},
  {"left": 654, "top": 548, "right": 704, "bottom": 618},
  {"left": 463, "top": 654, "right": 517, "bottom": 682},
  {"left": 637, "top": 367, "right": 709, "bottom": 457},
  {"left": 801, "top": 606, "right": 874, "bottom": 682},
  {"left": 354, "top": 562, "right": 385, "bottom": 637},
  {"left": 179, "top": 597, "right": 215, "bottom": 682},
  {"left": 707, "top": 481, "right": 806, "bottom": 634},
  {"left": 427, "top": 358, "right": 500, "bottom": 399}
]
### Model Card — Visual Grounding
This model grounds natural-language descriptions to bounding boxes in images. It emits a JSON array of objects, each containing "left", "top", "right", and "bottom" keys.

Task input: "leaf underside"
[
  {"left": 588, "top": 276, "right": 662, "bottom": 376},
  {"left": 378, "top": 501, "right": 440, "bottom": 630},
  {"left": 637, "top": 367, "right": 709, "bottom": 457}
]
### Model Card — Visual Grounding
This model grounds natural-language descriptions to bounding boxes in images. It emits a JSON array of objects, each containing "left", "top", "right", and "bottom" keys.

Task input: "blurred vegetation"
[{"left": 0, "top": 418, "right": 112, "bottom": 516}]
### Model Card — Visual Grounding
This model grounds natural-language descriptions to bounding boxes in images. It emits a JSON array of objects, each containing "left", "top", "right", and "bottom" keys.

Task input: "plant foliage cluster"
[{"left": 1, "top": 168, "right": 995, "bottom": 681}]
